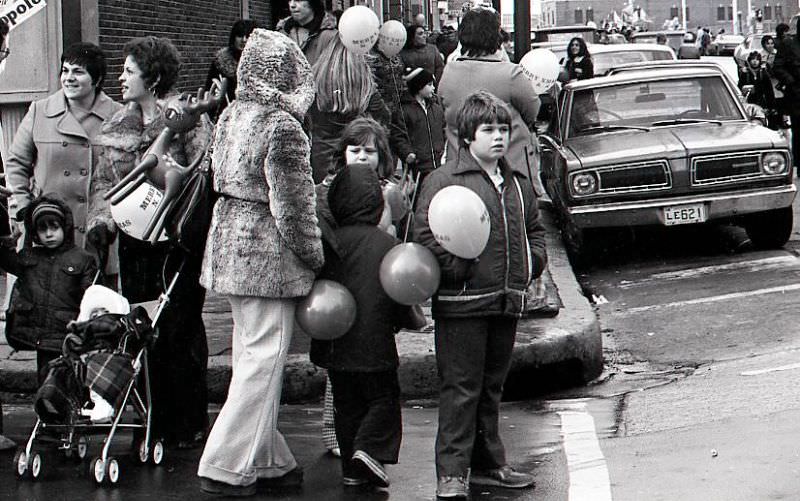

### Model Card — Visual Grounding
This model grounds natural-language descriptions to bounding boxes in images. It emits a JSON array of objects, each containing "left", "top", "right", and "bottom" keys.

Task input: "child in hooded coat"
[{"left": 310, "top": 164, "right": 417, "bottom": 489}]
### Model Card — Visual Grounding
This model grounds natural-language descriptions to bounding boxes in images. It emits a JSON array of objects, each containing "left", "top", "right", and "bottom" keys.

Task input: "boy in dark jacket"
[
  {"left": 1, "top": 194, "right": 97, "bottom": 383},
  {"left": 413, "top": 91, "right": 547, "bottom": 499},
  {"left": 310, "top": 164, "right": 416, "bottom": 489},
  {"left": 400, "top": 67, "right": 446, "bottom": 192}
]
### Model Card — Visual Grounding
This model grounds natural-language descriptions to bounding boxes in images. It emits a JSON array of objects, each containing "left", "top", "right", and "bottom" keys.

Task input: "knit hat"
[
  {"left": 77, "top": 285, "right": 131, "bottom": 322},
  {"left": 31, "top": 202, "right": 65, "bottom": 227},
  {"left": 328, "top": 164, "right": 384, "bottom": 227},
  {"left": 405, "top": 67, "right": 434, "bottom": 96}
]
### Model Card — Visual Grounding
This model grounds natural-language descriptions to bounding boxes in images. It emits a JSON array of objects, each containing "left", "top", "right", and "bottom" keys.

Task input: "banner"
[{"left": 0, "top": 0, "right": 46, "bottom": 31}]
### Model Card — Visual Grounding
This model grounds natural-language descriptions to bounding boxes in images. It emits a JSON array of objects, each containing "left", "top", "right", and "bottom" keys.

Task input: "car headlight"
[
  {"left": 571, "top": 172, "right": 598, "bottom": 196},
  {"left": 761, "top": 152, "right": 788, "bottom": 175}
]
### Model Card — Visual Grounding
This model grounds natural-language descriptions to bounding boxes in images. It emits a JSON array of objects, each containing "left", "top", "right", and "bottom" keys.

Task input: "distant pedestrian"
[
  {"left": 399, "top": 67, "right": 445, "bottom": 190},
  {"left": 311, "top": 163, "right": 423, "bottom": 489},
  {"left": 738, "top": 51, "right": 777, "bottom": 126},
  {"left": 276, "top": 0, "right": 338, "bottom": 66},
  {"left": 559, "top": 37, "right": 594, "bottom": 81},
  {"left": 1, "top": 195, "right": 96, "bottom": 384},
  {"left": 772, "top": 18, "right": 800, "bottom": 170},
  {"left": 400, "top": 24, "right": 444, "bottom": 87},
  {"left": 205, "top": 19, "right": 258, "bottom": 121},
  {"left": 413, "top": 91, "right": 547, "bottom": 499},
  {"left": 197, "top": 29, "right": 322, "bottom": 497}
]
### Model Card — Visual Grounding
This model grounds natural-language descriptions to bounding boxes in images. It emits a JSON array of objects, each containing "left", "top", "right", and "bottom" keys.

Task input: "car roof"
[
  {"left": 533, "top": 25, "right": 595, "bottom": 33},
  {"left": 565, "top": 67, "right": 724, "bottom": 90},
  {"left": 631, "top": 31, "right": 686, "bottom": 37},
  {"left": 585, "top": 42, "right": 675, "bottom": 54},
  {"left": 606, "top": 59, "right": 728, "bottom": 75}
]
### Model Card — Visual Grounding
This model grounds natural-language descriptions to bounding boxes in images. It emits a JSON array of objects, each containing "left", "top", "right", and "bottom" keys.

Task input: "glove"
[{"left": 87, "top": 224, "right": 116, "bottom": 249}]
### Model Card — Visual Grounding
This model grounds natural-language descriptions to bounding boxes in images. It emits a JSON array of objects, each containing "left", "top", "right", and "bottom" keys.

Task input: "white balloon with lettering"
[
  {"left": 428, "top": 185, "right": 490, "bottom": 259},
  {"left": 519, "top": 49, "right": 560, "bottom": 94},
  {"left": 338, "top": 6, "right": 380, "bottom": 55},
  {"left": 109, "top": 182, "right": 168, "bottom": 242},
  {"left": 378, "top": 20, "right": 407, "bottom": 58}
]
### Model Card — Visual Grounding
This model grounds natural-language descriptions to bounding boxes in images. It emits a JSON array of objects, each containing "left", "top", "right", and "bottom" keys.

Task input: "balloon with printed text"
[
  {"left": 296, "top": 280, "right": 357, "bottom": 340},
  {"left": 519, "top": 48, "right": 560, "bottom": 93},
  {"left": 338, "top": 6, "right": 381, "bottom": 55},
  {"left": 379, "top": 243, "right": 441, "bottom": 305},
  {"left": 428, "top": 185, "right": 490, "bottom": 259},
  {"left": 378, "top": 20, "right": 407, "bottom": 57}
]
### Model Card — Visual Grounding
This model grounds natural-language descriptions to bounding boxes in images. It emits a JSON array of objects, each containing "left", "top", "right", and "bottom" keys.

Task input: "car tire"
[
  {"left": 562, "top": 220, "right": 589, "bottom": 268},
  {"left": 744, "top": 207, "right": 793, "bottom": 249}
]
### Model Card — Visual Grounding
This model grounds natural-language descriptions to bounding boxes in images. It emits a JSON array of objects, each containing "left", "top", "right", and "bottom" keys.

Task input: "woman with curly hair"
[
  {"left": 559, "top": 37, "right": 594, "bottom": 82},
  {"left": 438, "top": 7, "right": 542, "bottom": 193},
  {"left": 399, "top": 24, "right": 444, "bottom": 87},
  {"left": 205, "top": 19, "right": 258, "bottom": 120},
  {"left": 309, "top": 36, "right": 390, "bottom": 184},
  {"left": 87, "top": 36, "right": 211, "bottom": 450}
]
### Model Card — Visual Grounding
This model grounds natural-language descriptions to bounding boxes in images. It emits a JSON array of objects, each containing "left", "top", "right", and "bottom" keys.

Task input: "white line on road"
[
  {"left": 552, "top": 401, "right": 613, "bottom": 501},
  {"left": 618, "top": 282, "right": 800, "bottom": 314},
  {"left": 741, "top": 362, "right": 800, "bottom": 376},
  {"left": 618, "top": 255, "right": 799, "bottom": 289}
]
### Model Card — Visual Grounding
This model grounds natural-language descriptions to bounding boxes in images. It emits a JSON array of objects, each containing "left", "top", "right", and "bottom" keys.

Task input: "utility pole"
[
  {"left": 732, "top": 0, "right": 738, "bottom": 34},
  {"left": 681, "top": 0, "right": 687, "bottom": 30},
  {"left": 513, "top": 0, "right": 531, "bottom": 63}
]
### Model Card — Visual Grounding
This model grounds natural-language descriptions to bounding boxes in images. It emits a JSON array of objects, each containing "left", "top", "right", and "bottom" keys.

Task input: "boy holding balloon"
[
  {"left": 310, "top": 164, "right": 424, "bottom": 490},
  {"left": 413, "top": 91, "right": 547, "bottom": 499}
]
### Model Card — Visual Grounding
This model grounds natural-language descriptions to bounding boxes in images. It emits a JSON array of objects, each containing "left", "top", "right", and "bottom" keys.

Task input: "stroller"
[{"left": 12, "top": 273, "right": 183, "bottom": 485}]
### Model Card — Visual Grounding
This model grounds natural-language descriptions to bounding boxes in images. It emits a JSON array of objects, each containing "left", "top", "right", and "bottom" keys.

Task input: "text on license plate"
[{"left": 662, "top": 204, "right": 707, "bottom": 226}]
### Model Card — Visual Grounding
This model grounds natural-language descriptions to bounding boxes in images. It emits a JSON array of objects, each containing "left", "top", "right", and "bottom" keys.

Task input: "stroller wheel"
[
  {"left": 29, "top": 451, "right": 43, "bottom": 480},
  {"left": 76, "top": 435, "right": 89, "bottom": 460},
  {"left": 135, "top": 439, "right": 149, "bottom": 463},
  {"left": 13, "top": 449, "right": 29, "bottom": 479},
  {"left": 151, "top": 440, "right": 164, "bottom": 465},
  {"left": 90, "top": 457, "right": 106, "bottom": 484},
  {"left": 107, "top": 457, "right": 120, "bottom": 484}
]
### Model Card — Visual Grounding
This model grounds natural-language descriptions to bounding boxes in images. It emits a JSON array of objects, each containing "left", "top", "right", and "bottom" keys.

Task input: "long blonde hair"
[{"left": 312, "top": 37, "right": 375, "bottom": 114}]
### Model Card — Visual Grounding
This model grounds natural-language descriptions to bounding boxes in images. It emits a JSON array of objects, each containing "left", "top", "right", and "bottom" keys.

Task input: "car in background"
[
  {"left": 532, "top": 25, "right": 598, "bottom": 50},
  {"left": 733, "top": 32, "right": 776, "bottom": 68},
  {"left": 708, "top": 33, "right": 744, "bottom": 56},
  {"left": 629, "top": 31, "right": 701, "bottom": 59},
  {"left": 551, "top": 43, "right": 676, "bottom": 76},
  {"left": 537, "top": 67, "right": 795, "bottom": 260}
]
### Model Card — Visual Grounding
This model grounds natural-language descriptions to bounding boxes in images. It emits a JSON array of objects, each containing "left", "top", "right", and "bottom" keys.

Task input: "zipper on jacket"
[
  {"left": 513, "top": 177, "right": 533, "bottom": 285},
  {"left": 499, "top": 184, "right": 511, "bottom": 294},
  {"left": 422, "top": 102, "right": 437, "bottom": 168}
]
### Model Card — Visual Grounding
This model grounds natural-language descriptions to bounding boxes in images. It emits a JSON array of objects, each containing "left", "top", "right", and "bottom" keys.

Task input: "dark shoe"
[
  {"left": 257, "top": 466, "right": 304, "bottom": 489},
  {"left": 199, "top": 476, "right": 256, "bottom": 497},
  {"left": 352, "top": 450, "right": 389, "bottom": 487},
  {"left": 436, "top": 475, "right": 468, "bottom": 498},
  {"left": 469, "top": 465, "right": 534, "bottom": 489}
]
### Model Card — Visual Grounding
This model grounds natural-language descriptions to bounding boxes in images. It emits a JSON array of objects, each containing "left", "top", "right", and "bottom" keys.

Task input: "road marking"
[
  {"left": 619, "top": 282, "right": 800, "bottom": 314},
  {"left": 551, "top": 401, "right": 613, "bottom": 501},
  {"left": 741, "top": 362, "right": 800, "bottom": 376},
  {"left": 618, "top": 256, "right": 798, "bottom": 289}
]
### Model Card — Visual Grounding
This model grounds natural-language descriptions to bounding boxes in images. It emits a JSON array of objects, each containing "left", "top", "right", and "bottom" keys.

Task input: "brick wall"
[{"left": 98, "top": 0, "right": 273, "bottom": 101}]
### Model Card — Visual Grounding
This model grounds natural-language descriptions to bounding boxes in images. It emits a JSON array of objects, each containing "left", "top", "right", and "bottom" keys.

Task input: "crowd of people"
[{"left": 0, "top": 4, "right": 549, "bottom": 500}]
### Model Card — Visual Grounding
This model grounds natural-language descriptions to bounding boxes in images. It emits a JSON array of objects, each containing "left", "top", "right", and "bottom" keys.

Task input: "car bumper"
[{"left": 568, "top": 184, "right": 797, "bottom": 228}]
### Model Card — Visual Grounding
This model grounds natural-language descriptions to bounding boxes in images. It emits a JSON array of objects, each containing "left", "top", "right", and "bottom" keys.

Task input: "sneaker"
[
  {"left": 436, "top": 475, "right": 468, "bottom": 498},
  {"left": 352, "top": 450, "right": 389, "bottom": 487},
  {"left": 469, "top": 465, "right": 534, "bottom": 489},
  {"left": 199, "top": 476, "right": 256, "bottom": 497},
  {"left": 343, "top": 476, "right": 369, "bottom": 486},
  {"left": 257, "top": 466, "right": 304, "bottom": 489}
]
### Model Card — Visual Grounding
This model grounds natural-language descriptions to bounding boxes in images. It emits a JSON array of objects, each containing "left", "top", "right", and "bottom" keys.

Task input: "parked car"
[
  {"left": 537, "top": 67, "right": 795, "bottom": 260},
  {"left": 629, "top": 31, "right": 690, "bottom": 55},
  {"left": 606, "top": 59, "right": 741, "bottom": 96},
  {"left": 552, "top": 43, "right": 676, "bottom": 76},
  {"left": 708, "top": 33, "right": 744, "bottom": 56},
  {"left": 531, "top": 25, "right": 598, "bottom": 50},
  {"left": 733, "top": 32, "right": 776, "bottom": 68}
]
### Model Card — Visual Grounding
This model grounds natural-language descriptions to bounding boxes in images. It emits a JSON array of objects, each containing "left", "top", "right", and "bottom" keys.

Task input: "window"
[
  {"left": 587, "top": 7, "right": 594, "bottom": 22},
  {"left": 764, "top": 5, "right": 772, "bottom": 20},
  {"left": 717, "top": 5, "right": 725, "bottom": 20},
  {"left": 776, "top": 5, "right": 783, "bottom": 21},
  {"left": 727, "top": 6, "right": 733, "bottom": 20},
  {"left": 686, "top": 7, "right": 690, "bottom": 21},
  {"left": 670, "top": 6, "right": 679, "bottom": 19},
  {"left": 575, "top": 8, "right": 583, "bottom": 24}
]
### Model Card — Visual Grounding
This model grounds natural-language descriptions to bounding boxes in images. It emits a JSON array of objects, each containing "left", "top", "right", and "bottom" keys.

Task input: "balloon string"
[{"left": 403, "top": 170, "right": 421, "bottom": 243}]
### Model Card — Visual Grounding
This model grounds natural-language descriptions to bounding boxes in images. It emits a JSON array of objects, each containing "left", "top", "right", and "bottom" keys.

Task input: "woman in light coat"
[
  {"left": 5, "top": 42, "right": 119, "bottom": 266},
  {"left": 197, "top": 29, "right": 323, "bottom": 497}
]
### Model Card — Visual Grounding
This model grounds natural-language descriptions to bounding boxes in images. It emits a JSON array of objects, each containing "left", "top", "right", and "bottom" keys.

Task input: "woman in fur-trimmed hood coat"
[{"left": 197, "top": 29, "right": 323, "bottom": 490}]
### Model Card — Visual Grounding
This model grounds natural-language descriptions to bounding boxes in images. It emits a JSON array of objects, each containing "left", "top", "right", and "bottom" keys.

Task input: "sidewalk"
[{"left": 0, "top": 205, "right": 602, "bottom": 403}]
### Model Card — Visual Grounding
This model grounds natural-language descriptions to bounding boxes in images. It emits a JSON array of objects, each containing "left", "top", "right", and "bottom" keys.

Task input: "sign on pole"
[{"left": 0, "top": 0, "right": 46, "bottom": 31}]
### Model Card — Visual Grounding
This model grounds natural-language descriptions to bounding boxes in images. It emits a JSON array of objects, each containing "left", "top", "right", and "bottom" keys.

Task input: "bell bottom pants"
[
  {"left": 197, "top": 296, "right": 297, "bottom": 486},
  {"left": 434, "top": 316, "right": 517, "bottom": 478}
]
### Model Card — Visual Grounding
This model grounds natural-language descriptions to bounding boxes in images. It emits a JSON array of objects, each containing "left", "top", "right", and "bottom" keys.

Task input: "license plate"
[{"left": 662, "top": 204, "right": 707, "bottom": 226}]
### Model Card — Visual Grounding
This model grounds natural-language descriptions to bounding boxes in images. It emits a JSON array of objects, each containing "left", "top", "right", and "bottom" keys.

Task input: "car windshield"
[
  {"left": 592, "top": 49, "right": 674, "bottom": 75},
  {"left": 568, "top": 76, "right": 743, "bottom": 137}
]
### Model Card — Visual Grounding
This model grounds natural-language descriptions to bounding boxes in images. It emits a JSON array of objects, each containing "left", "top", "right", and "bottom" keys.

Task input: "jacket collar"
[
  {"left": 452, "top": 147, "right": 524, "bottom": 179},
  {"left": 44, "top": 90, "right": 118, "bottom": 139}
]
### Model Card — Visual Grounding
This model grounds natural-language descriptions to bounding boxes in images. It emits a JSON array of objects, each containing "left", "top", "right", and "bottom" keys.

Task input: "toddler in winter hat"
[
  {"left": 31, "top": 201, "right": 66, "bottom": 228},
  {"left": 404, "top": 67, "right": 435, "bottom": 96}
]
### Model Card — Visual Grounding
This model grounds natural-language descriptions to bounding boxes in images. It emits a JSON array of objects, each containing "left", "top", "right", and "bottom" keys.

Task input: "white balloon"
[
  {"left": 109, "top": 182, "right": 168, "bottom": 242},
  {"left": 338, "top": 6, "right": 380, "bottom": 55},
  {"left": 519, "top": 48, "right": 561, "bottom": 94},
  {"left": 378, "top": 20, "right": 407, "bottom": 58},
  {"left": 428, "top": 185, "right": 490, "bottom": 259}
]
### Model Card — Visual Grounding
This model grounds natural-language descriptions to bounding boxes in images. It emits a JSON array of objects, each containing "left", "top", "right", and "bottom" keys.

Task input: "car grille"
[
  {"left": 692, "top": 153, "right": 762, "bottom": 185},
  {"left": 594, "top": 161, "right": 671, "bottom": 194}
]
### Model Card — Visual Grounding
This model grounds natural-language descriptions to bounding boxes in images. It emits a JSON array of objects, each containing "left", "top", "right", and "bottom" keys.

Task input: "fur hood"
[
  {"left": 235, "top": 29, "right": 315, "bottom": 121},
  {"left": 213, "top": 47, "right": 239, "bottom": 79}
]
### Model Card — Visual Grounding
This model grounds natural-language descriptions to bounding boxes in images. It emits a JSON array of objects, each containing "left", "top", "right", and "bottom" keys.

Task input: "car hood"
[{"left": 565, "top": 122, "right": 784, "bottom": 169}]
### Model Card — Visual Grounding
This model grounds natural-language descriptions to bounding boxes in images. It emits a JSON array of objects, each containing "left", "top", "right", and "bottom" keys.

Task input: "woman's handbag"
[{"left": 163, "top": 146, "right": 216, "bottom": 256}]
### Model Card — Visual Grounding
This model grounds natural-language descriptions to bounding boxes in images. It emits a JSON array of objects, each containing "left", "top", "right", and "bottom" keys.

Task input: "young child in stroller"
[{"left": 35, "top": 285, "right": 152, "bottom": 425}]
